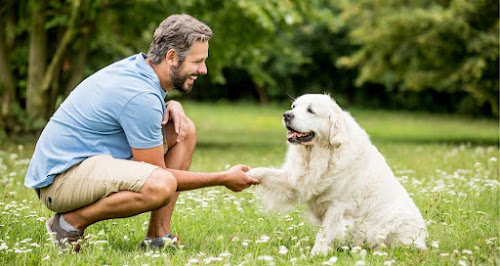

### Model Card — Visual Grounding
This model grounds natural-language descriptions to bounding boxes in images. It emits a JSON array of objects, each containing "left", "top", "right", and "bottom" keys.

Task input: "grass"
[{"left": 0, "top": 101, "right": 498, "bottom": 265}]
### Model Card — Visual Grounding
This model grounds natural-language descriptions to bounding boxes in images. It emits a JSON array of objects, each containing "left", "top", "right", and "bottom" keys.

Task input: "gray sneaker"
[
  {"left": 45, "top": 213, "right": 84, "bottom": 252},
  {"left": 140, "top": 233, "right": 178, "bottom": 249}
]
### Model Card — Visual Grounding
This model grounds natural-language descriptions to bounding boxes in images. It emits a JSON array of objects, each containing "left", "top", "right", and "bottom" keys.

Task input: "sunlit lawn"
[{"left": 0, "top": 101, "right": 498, "bottom": 265}]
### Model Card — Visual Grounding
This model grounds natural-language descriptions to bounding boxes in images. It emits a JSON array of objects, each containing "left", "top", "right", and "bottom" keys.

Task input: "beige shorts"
[{"left": 39, "top": 155, "right": 159, "bottom": 213}]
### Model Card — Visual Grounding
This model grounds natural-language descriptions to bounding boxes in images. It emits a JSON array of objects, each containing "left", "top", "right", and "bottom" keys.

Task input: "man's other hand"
[{"left": 163, "top": 100, "right": 188, "bottom": 143}]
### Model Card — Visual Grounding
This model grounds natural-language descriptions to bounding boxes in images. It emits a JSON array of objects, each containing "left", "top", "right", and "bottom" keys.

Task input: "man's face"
[{"left": 170, "top": 41, "right": 209, "bottom": 93}]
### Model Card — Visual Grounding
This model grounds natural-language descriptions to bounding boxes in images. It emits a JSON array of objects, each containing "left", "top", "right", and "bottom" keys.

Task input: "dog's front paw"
[
  {"left": 246, "top": 168, "right": 269, "bottom": 181},
  {"left": 311, "top": 242, "right": 330, "bottom": 256}
]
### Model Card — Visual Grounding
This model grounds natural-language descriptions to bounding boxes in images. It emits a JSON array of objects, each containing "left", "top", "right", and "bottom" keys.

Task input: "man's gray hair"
[{"left": 147, "top": 14, "right": 212, "bottom": 64}]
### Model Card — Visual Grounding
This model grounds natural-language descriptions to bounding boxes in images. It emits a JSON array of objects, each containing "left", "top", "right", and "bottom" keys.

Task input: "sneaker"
[
  {"left": 140, "top": 233, "right": 179, "bottom": 249},
  {"left": 45, "top": 213, "right": 84, "bottom": 252}
]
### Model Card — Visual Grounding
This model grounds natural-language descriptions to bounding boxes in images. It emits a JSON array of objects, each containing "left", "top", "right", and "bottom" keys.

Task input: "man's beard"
[{"left": 170, "top": 63, "right": 193, "bottom": 93}]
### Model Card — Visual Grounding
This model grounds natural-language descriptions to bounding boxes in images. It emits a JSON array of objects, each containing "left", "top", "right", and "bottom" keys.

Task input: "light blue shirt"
[{"left": 25, "top": 53, "right": 167, "bottom": 189}]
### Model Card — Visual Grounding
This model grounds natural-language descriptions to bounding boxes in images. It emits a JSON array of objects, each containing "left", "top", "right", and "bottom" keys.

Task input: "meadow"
[{"left": 0, "top": 101, "right": 498, "bottom": 265}]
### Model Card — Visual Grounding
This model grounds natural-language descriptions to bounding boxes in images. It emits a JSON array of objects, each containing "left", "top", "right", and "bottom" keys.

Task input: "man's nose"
[
  {"left": 283, "top": 111, "right": 294, "bottom": 121},
  {"left": 198, "top": 62, "right": 207, "bottom": 75}
]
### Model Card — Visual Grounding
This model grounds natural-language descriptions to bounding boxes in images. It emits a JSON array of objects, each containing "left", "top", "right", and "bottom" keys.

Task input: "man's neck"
[{"left": 145, "top": 58, "right": 172, "bottom": 92}]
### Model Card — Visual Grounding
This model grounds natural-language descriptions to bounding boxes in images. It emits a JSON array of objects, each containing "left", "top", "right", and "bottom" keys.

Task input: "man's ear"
[
  {"left": 165, "top": 49, "right": 177, "bottom": 66},
  {"left": 328, "top": 105, "right": 347, "bottom": 148}
]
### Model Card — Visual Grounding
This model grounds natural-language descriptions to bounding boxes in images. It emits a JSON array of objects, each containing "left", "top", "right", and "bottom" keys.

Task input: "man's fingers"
[
  {"left": 248, "top": 177, "right": 260, "bottom": 185},
  {"left": 173, "top": 114, "right": 181, "bottom": 134},
  {"left": 177, "top": 117, "right": 188, "bottom": 142}
]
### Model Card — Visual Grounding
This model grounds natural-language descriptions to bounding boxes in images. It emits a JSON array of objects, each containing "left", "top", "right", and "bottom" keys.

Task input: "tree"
[{"left": 337, "top": 0, "right": 499, "bottom": 115}]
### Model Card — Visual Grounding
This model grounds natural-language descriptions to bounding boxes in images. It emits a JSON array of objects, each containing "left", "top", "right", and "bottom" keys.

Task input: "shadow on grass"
[
  {"left": 198, "top": 137, "right": 499, "bottom": 149},
  {"left": 197, "top": 141, "right": 284, "bottom": 149},
  {"left": 373, "top": 137, "right": 499, "bottom": 146}
]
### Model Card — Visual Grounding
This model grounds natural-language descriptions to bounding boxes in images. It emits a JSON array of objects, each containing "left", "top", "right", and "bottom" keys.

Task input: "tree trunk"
[
  {"left": 254, "top": 84, "right": 269, "bottom": 105},
  {"left": 40, "top": 0, "right": 81, "bottom": 94},
  {"left": 0, "top": 10, "right": 17, "bottom": 118},
  {"left": 65, "top": 24, "right": 91, "bottom": 96},
  {"left": 26, "top": 0, "right": 47, "bottom": 116}
]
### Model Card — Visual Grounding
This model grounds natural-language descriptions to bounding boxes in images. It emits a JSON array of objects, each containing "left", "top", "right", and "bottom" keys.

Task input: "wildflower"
[
  {"left": 486, "top": 237, "right": 497, "bottom": 245},
  {"left": 431, "top": 241, "right": 439, "bottom": 248},
  {"left": 278, "top": 245, "right": 288, "bottom": 255},
  {"left": 355, "top": 261, "right": 366, "bottom": 265},
  {"left": 351, "top": 246, "right": 362, "bottom": 253},
  {"left": 257, "top": 255, "right": 274, "bottom": 262},
  {"left": 373, "top": 251, "right": 388, "bottom": 256},
  {"left": 256, "top": 235, "right": 270, "bottom": 243},
  {"left": 462, "top": 249, "right": 473, "bottom": 255},
  {"left": 321, "top": 257, "right": 338, "bottom": 265},
  {"left": 359, "top": 249, "right": 367, "bottom": 258}
]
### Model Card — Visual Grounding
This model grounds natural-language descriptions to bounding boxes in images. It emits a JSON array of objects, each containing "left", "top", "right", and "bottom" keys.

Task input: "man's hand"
[
  {"left": 222, "top": 165, "right": 260, "bottom": 192},
  {"left": 163, "top": 100, "right": 188, "bottom": 143}
]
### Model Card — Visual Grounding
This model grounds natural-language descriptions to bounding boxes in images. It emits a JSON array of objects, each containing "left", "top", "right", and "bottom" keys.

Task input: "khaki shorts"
[{"left": 39, "top": 155, "right": 159, "bottom": 213}]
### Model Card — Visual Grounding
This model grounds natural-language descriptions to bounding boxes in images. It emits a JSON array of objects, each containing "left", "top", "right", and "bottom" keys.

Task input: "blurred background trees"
[{"left": 0, "top": 0, "right": 498, "bottom": 136}]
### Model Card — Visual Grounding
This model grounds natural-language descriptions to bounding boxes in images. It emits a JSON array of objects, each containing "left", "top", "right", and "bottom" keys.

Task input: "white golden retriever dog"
[{"left": 248, "top": 94, "right": 427, "bottom": 255}]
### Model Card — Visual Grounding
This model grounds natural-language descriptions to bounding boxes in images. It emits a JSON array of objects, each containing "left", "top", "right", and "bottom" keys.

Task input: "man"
[{"left": 24, "top": 14, "right": 259, "bottom": 252}]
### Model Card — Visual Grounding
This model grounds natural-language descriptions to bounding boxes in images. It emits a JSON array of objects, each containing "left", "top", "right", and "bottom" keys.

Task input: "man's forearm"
[{"left": 165, "top": 168, "right": 227, "bottom": 191}]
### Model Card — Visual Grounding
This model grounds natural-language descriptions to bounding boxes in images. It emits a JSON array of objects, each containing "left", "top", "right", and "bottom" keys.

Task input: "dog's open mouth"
[{"left": 286, "top": 127, "right": 315, "bottom": 144}]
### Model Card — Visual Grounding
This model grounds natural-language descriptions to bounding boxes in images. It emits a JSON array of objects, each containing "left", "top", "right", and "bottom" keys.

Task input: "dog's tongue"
[{"left": 287, "top": 131, "right": 307, "bottom": 139}]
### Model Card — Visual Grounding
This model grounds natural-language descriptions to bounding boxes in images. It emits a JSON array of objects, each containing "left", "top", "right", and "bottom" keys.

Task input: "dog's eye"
[
  {"left": 291, "top": 105, "right": 295, "bottom": 109},
  {"left": 307, "top": 107, "right": 315, "bottom": 114}
]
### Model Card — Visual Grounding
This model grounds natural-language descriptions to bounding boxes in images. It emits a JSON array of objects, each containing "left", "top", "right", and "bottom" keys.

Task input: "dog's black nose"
[{"left": 283, "top": 111, "right": 294, "bottom": 121}]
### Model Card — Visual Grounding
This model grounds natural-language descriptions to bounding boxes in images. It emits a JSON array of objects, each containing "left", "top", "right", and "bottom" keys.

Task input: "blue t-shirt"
[{"left": 24, "top": 53, "right": 167, "bottom": 189}]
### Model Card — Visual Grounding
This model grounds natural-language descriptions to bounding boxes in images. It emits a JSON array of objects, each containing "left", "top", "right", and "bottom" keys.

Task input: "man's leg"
[
  {"left": 61, "top": 168, "right": 178, "bottom": 232},
  {"left": 146, "top": 118, "right": 196, "bottom": 238}
]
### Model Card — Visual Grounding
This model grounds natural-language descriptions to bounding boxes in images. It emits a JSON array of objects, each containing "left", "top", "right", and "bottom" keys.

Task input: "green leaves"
[{"left": 338, "top": 0, "right": 499, "bottom": 114}]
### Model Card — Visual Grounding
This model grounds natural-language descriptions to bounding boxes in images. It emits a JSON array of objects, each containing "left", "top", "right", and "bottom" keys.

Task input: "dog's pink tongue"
[{"left": 287, "top": 131, "right": 297, "bottom": 139}]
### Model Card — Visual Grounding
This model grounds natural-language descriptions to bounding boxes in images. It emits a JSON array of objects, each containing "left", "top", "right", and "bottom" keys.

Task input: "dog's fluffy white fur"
[{"left": 248, "top": 94, "right": 427, "bottom": 256}]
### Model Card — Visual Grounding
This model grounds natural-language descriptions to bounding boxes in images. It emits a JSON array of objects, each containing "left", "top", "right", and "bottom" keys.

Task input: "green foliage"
[
  {"left": 337, "top": 0, "right": 499, "bottom": 115},
  {"left": 0, "top": 0, "right": 498, "bottom": 136},
  {"left": 0, "top": 103, "right": 499, "bottom": 265}
]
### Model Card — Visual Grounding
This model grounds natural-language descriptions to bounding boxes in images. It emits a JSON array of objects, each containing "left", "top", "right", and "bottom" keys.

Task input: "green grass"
[{"left": 0, "top": 101, "right": 498, "bottom": 265}]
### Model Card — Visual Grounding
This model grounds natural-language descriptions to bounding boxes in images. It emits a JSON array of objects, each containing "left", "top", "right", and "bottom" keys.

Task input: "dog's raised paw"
[{"left": 246, "top": 168, "right": 268, "bottom": 180}]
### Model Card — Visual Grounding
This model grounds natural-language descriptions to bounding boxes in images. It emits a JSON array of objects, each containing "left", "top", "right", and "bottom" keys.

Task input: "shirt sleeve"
[{"left": 119, "top": 93, "right": 164, "bottom": 149}]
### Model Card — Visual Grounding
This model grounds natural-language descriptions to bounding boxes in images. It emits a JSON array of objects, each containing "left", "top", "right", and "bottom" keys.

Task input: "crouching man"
[{"left": 24, "top": 14, "right": 259, "bottom": 252}]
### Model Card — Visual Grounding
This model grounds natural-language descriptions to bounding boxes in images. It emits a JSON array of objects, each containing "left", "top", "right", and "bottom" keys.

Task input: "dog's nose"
[{"left": 283, "top": 111, "right": 294, "bottom": 121}]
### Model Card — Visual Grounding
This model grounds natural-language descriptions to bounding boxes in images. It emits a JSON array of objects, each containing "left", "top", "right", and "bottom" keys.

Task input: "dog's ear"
[{"left": 328, "top": 100, "right": 347, "bottom": 148}]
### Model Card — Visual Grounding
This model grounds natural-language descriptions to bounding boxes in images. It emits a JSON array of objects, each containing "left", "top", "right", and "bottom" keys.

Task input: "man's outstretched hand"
[{"left": 223, "top": 165, "right": 260, "bottom": 192}]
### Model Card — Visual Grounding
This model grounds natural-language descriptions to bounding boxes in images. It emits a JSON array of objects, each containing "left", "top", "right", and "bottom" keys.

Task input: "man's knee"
[{"left": 141, "top": 169, "right": 177, "bottom": 207}]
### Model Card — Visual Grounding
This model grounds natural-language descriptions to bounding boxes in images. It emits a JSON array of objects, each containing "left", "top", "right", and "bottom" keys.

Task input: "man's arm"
[{"left": 132, "top": 145, "right": 259, "bottom": 192}]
